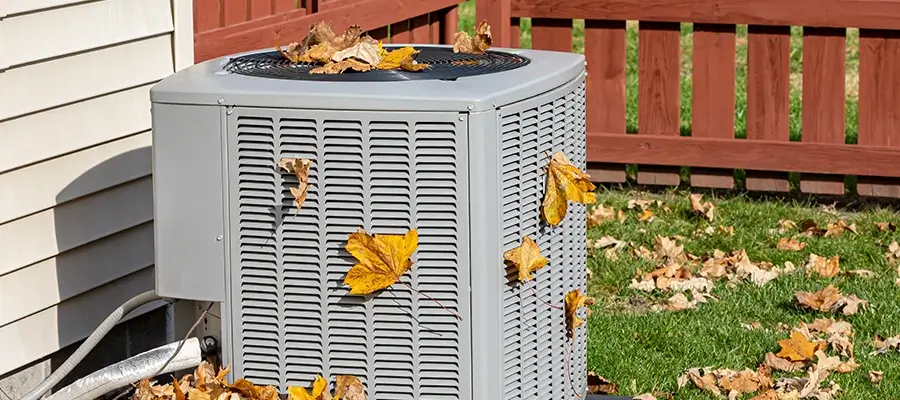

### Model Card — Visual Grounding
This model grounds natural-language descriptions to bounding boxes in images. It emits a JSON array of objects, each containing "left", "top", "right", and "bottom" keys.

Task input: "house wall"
[{"left": 0, "top": 0, "right": 195, "bottom": 390}]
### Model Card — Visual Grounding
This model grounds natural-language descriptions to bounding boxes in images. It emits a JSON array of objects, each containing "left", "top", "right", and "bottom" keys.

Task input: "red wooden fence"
[
  {"left": 192, "top": 0, "right": 460, "bottom": 63},
  {"left": 479, "top": 0, "right": 900, "bottom": 198}
]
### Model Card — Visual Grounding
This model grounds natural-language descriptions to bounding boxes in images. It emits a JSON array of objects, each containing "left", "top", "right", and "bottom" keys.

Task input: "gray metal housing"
[{"left": 150, "top": 45, "right": 588, "bottom": 400}]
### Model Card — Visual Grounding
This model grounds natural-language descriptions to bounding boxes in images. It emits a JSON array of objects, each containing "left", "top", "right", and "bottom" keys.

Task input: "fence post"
[{"left": 475, "top": 0, "right": 512, "bottom": 47}]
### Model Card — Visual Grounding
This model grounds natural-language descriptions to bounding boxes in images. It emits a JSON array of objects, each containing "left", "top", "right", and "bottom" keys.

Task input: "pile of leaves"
[
  {"left": 129, "top": 361, "right": 368, "bottom": 400},
  {"left": 676, "top": 318, "right": 865, "bottom": 399},
  {"left": 275, "top": 20, "right": 493, "bottom": 75}
]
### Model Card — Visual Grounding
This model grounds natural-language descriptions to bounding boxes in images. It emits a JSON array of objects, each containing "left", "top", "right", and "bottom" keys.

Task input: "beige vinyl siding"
[{"left": 0, "top": 0, "right": 194, "bottom": 376}]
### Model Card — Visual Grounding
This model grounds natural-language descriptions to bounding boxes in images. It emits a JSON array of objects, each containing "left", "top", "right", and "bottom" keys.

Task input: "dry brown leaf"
[
  {"left": 503, "top": 236, "right": 549, "bottom": 282},
  {"left": 689, "top": 193, "right": 716, "bottom": 222},
  {"left": 795, "top": 285, "right": 867, "bottom": 316},
  {"left": 587, "top": 371, "right": 618, "bottom": 394},
  {"left": 588, "top": 204, "right": 617, "bottom": 227},
  {"left": 875, "top": 222, "right": 897, "bottom": 232},
  {"left": 776, "top": 219, "right": 798, "bottom": 234},
  {"left": 825, "top": 219, "right": 856, "bottom": 237},
  {"left": 633, "top": 394, "right": 658, "bottom": 400},
  {"left": 541, "top": 151, "right": 596, "bottom": 226},
  {"left": 564, "top": 289, "right": 588, "bottom": 338},
  {"left": 333, "top": 375, "right": 366, "bottom": 400},
  {"left": 331, "top": 41, "right": 381, "bottom": 65},
  {"left": 776, "top": 331, "right": 818, "bottom": 362},
  {"left": 453, "top": 19, "right": 492, "bottom": 54},
  {"left": 844, "top": 269, "right": 875, "bottom": 278},
  {"left": 799, "top": 219, "right": 827, "bottom": 236},
  {"left": 682, "top": 368, "right": 722, "bottom": 396},
  {"left": 343, "top": 228, "right": 418, "bottom": 295},
  {"left": 592, "top": 235, "right": 628, "bottom": 260},
  {"left": 278, "top": 158, "right": 313, "bottom": 212},
  {"left": 804, "top": 254, "right": 841, "bottom": 278},
  {"left": 885, "top": 241, "right": 900, "bottom": 263},
  {"left": 310, "top": 58, "right": 374, "bottom": 74},
  {"left": 776, "top": 237, "right": 805, "bottom": 251},
  {"left": 869, "top": 370, "right": 884, "bottom": 384},
  {"left": 870, "top": 334, "right": 900, "bottom": 355},
  {"left": 764, "top": 352, "right": 805, "bottom": 373}
]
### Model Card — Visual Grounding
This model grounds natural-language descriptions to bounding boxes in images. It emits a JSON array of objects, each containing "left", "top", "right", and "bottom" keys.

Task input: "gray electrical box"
[{"left": 150, "top": 44, "right": 588, "bottom": 400}]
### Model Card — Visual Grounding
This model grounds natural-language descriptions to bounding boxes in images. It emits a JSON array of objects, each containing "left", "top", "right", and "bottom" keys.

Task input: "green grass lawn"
[
  {"left": 455, "top": 5, "right": 900, "bottom": 397},
  {"left": 583, "top": 188, "right": 900, "bottom": 399}
]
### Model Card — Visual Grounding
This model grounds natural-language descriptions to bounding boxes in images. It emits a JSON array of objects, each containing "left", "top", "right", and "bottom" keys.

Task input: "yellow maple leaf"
[
  {"left": 504, "top": 236, "right": 549, "bottom": 282},
  {"left": 288, "top": 375, "right": 330, "bottom": 400},
  {"left": 343, "top": 228, "right": 418, "bottom": 295},
  {"left": 541, "top": 151, "right": 597, "bottom": 226},
  {"left": 565, "top": 289, "right": 588, "bottom": 338},
  {"left": 776, "top": 331, "right": 817, "bottom": 362},
  {"left": 377, "top": 46, "right": 418, "bottom": 69}
]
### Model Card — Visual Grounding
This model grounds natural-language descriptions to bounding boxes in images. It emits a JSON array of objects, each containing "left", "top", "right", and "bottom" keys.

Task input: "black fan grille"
[{"left": 223, "top": 45, "right": 531, "bottom": 81}]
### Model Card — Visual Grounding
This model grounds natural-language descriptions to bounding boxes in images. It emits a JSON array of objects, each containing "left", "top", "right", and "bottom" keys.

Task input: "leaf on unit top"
[
  {"left": 504, "top": 236, "right": 549, "bottom": 282},
  {"left": 453, "top": 19, "right": 493, "bottom": 54},
  {"left": 331, "top": 41, "right": 382, "bottom": 66},
  {"left": 333, "top": 375, "right": 367, "bottom": 400},
  {"left": 278, "top": 157, "right": 313, "bottom": 212},
  {"left": 377, "top": 45, "right": 429, "bottom": 71},
  {"left": 541, "top": 151, "right": 597, "bottom": 226},
  {"left": 565, "top": 289, "right": 588, "bottom": 338},
  {"left": 310, "top": 58, "right": 374, "bottom": 74},
  {"left": 343, "top": 228, "right": 418, "bottom": 295}
]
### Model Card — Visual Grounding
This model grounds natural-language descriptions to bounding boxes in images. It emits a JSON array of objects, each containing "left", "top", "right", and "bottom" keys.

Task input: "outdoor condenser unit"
[{"left": 150, "top": 43, "right": 588, "bottom": 400}]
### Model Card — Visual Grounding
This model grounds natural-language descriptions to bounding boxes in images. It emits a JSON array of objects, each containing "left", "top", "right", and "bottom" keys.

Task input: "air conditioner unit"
[{"left": 150, "top": 42, "right": 588, "bottom": 400}]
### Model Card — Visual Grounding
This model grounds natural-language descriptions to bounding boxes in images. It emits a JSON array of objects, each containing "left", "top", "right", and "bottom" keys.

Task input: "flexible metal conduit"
[
  {"left": 45, "top": 337, "right": 202, "bottom": 400},
  {"left": 19, "top": 290, "right": 164, "bottom": 400}
]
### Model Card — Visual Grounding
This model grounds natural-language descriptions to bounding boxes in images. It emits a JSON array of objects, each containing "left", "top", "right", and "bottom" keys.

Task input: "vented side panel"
[
  {"left": 498, "top": 76, "right": 588, "bottom": 400},
  {"left": 225, "top": 109, "right": 471, "bottom": 400}
]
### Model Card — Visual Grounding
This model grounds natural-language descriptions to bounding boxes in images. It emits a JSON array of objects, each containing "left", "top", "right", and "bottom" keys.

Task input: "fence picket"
[
  {"left": 690, "top": 24, "right": 736, "bottom": 189},
  {"left": 250, "top": 0, "right": 273, "bottom": 18},
  {"left": 194, "top": 0, "right": 221, "bottom": 32},
  {"left": 273, "top": 0, "right": 296, "bottom": 13},
  {"left": 222, "top": 0, "right": 248, "bottom": 25},
  {"left": 441, "top": 7, "right": 459, "bottom": 45},
  {"left": 637, "top": 21, "right": 682, "bottom": 186},
  {"left": 800, "top": 27, "right": 847, "bottom": 195},
  {"left": 510, "top": 18, "right": 521, "bottom": 48},
  {"left": 391, "top": 20, "right": 412, "bottom": 43},
  {"left": 531, "top": 18, "right": 573, "bottom": 52},
  {"left": 746, "top": 25, "right": 791, "bottom": 192},
  {"left": 857, "top": 29, "right": 900, "bottom": 198},
  {"left": 584, "top": 20, "right": 627, "bottom": 183}
]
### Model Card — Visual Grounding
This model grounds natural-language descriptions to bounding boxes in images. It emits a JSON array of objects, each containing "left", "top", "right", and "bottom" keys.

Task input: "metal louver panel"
[
  {"left": 226, "top": 109, "right": 472, "bottom": 399},
  {"left": 498, "top": 77, "right": 588, "bottom": 400}
]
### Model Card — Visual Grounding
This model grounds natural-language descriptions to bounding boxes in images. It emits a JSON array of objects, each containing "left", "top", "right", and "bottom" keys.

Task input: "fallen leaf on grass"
[
  {"left": 799, "top": 219, "right": 827, "bottom": 236},
  {"left": 804, "top": 254, "right": 841, "bottom": 278},
  {"left": 541, "top": 151, "right": 596, "bottom": 226},
  {"left": 777, "top": 238, "right": 805, "bottom": 251},
  {"left": 278, "top": 158, "right": 313, "bottom": 212},
  {"left": 587, "top": 204, "right": 621, "bottom": 227},
  {"left": 870, "top": 334, "right": 900, "bottom": 356},
  {"left": 764, "top": 352, "right": 806, "bottom": 373},
  {"left": 662, "top": 290, "right": 714, "bottom": 312},
  {"left": 587, "top": 371, "right": 618, "bottom": 394},
  {"left": 453, "top": 19, "right": 492, "bottom": 54},
  {"left": 776, "top": 331, "right": 820, "bottom": 362},
  {"left": 869, "top": 370, "right": 884, "bottom": 384},
  {"left": 591, "top": 235, "right": 628, "bottom": 260},
  {"left": 678, "top": 367, "right": 773, "bottom": 399},
  {"left": 343, "top": 228, "right": 418, "bottom": 295},
  {"left": 773, "top": 219, "right": 798, "bottom": 235},
  {"left": 638, "top": 209, "right": 655, "bottom": 222},
  {"left": 875, "top": 222, "right": 897, "bottom": 232},
  {"left": 795, "top": 285, "right": 868, "bottom": 316},
  {"left": 885, "top": 241, "right": 900, "bottom": 263},
  {"left": 843, "top": 269, "right": 875, "bottom": 278},
  {"left": 503, "top": 236, "right": 549, "bottom": 282},
  {"left": 632, "top": 394, "right": 658, "bottom": 400},
  {"left": 689, "top": 193, "right": 716, "bottom": 222},
  {"left": 825, "top": 219, "right": 857, "bottom": 237}
]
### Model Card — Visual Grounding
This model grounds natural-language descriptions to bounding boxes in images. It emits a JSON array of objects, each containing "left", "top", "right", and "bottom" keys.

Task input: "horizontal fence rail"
[
  {"left": 193, "top": 0, "right": 460, "bottom": 63},
  {"left": 473, "top": 0, "right": 900, "bottom": 198}
]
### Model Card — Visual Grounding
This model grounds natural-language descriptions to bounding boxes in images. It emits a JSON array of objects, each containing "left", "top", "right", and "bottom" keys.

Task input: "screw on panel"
[
  {"left": 226, "top": 106, "right": 234, "bottom": 115},
  {"left": 216, "top": 235, "right": 223, "bottom": 241},
  {"left": 217, "top": 98, "right": 225, "bottom": 104},
  {"left": 459, "top": 116, "right": 465, "bottom": 121},
  {"left": 467, "top": 104, "right": 474, "bottom": 110}
]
